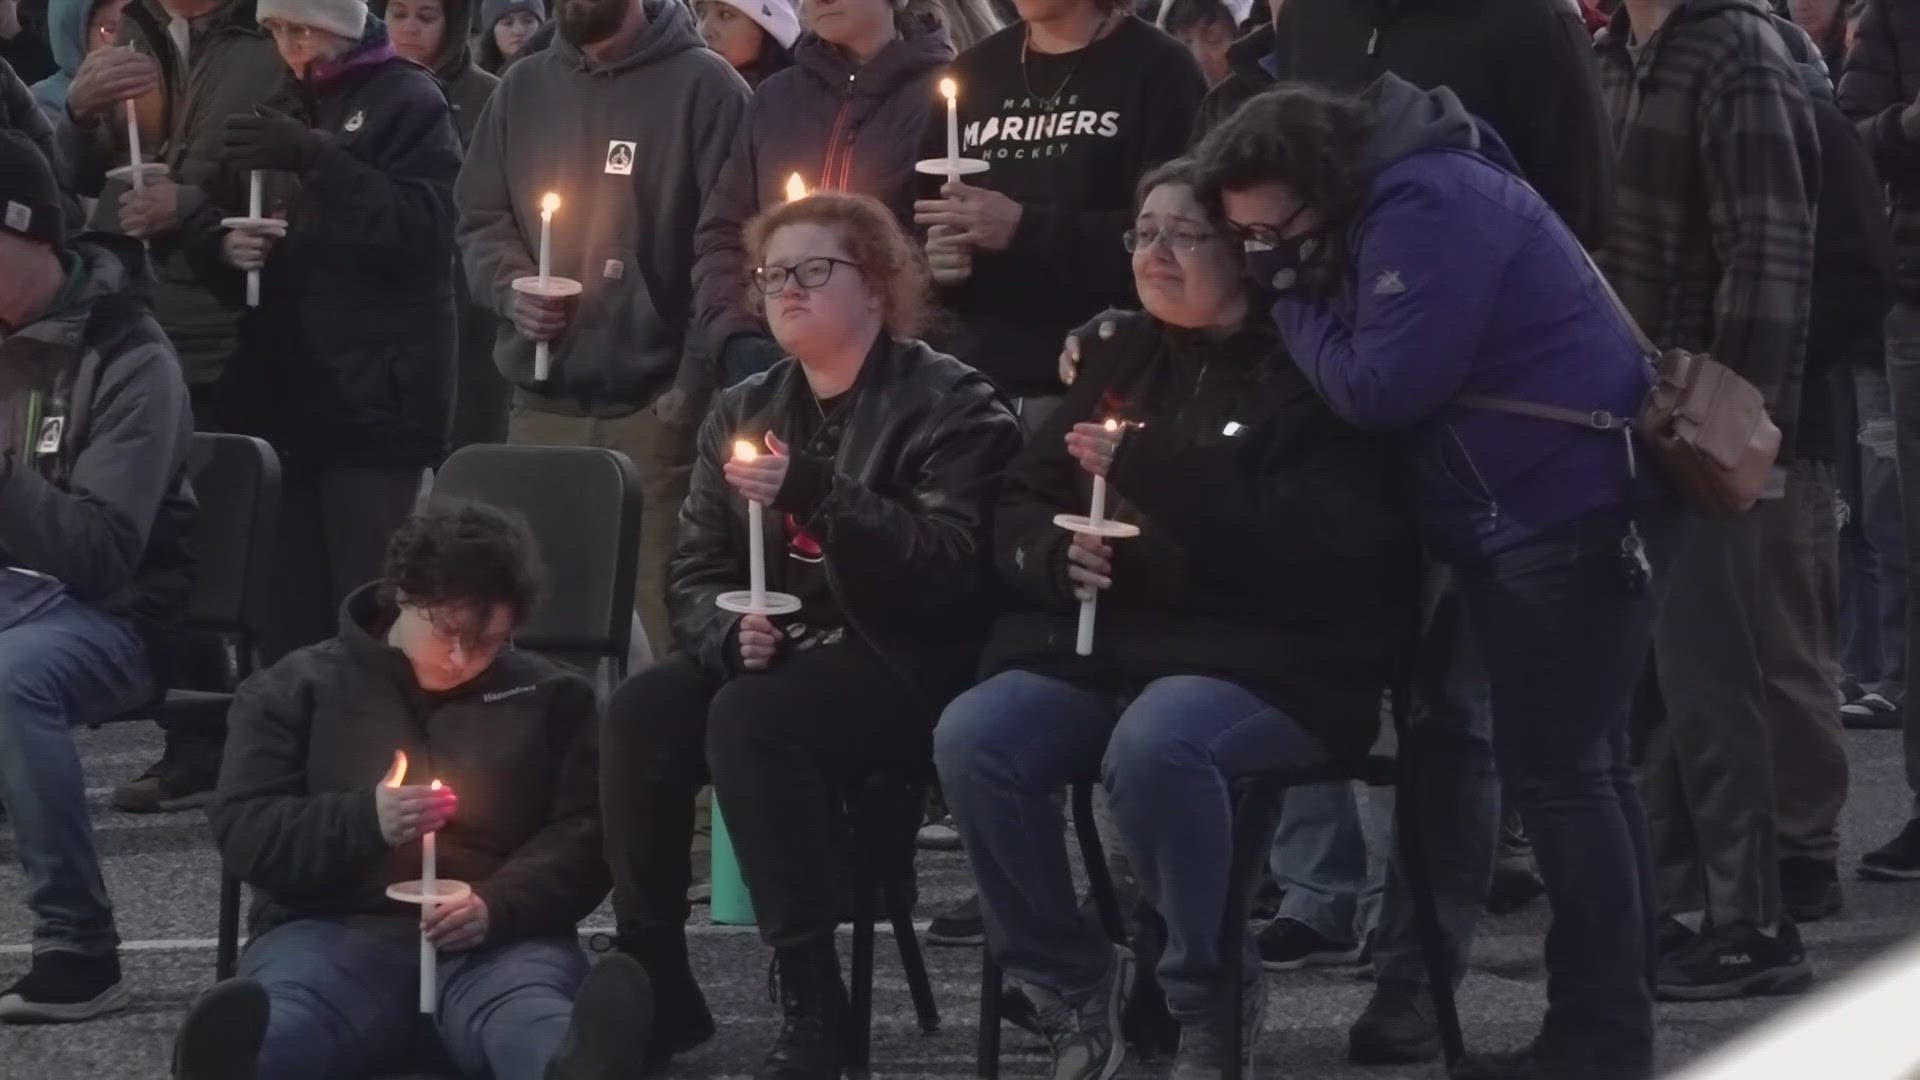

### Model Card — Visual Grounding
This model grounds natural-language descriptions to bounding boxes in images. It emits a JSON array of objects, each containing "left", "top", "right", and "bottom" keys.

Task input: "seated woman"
[
  {"left": 1198, "top": 78, "right": 1676, "bottom": 1080},
  {"left": 597, "top": 191, "right": 1023, "bottom": 1080},
  {"left": 935, "top": 160, "right": 1416, "bottom": 1080},
  {"left": 173, "top": 503, "right": 643, "bottom": 1080}
]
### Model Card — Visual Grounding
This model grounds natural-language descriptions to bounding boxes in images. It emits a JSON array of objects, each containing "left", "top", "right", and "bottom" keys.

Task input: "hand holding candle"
[
  {"left": 512, "top": 192, "right": 579, "bottom": 385},
  {"left": 245, "top": 171, "right": 263, "bottom": 307},
  {"left": 534, "top": 192, "right": 560, "bottom": 380},
  {"left": 379, "top": 752, "right": 463, "bottom": 1015},
  {"left": 1054, "top": 419, "right": 1140, "bottom": 656},
  {"left": 716, "top": 435, "right": 803, "bottom": 618}
]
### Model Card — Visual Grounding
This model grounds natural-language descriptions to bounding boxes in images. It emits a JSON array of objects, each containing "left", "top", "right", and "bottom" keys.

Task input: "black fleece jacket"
[{"left": 210, "top": 584, "right": 607, "bottom": 943}]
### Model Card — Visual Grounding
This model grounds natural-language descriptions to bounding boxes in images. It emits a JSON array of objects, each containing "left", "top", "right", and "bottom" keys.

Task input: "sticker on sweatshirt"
[
  {"left": 605, "top": 141, "right": 636, "bottom": 176},
  {"left": 3, "top": 201, "right": 29, "bottom": 233},
  {"left": 603, "top": 259, "right": 624, "bottom": 281},
  {"left": 961, "top": 90, "right": 1121, "bottom": 163},
  {"left": 34, "top": 416, "right": 63, "bottom": 456},
  {"left": 1373, "top": 270, "right": 1406, "bottom": 296},
  {"left": 344, "top": 110, "right": 365, "bottom": 133}
]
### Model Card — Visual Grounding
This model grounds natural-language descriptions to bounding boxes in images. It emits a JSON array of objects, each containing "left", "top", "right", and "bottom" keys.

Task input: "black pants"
[
  {"left": 601, "top": 646, "right": 931, "bottom": 948},
  {"left": 262, "top": 464, "right": 424, "bottom": 663}
]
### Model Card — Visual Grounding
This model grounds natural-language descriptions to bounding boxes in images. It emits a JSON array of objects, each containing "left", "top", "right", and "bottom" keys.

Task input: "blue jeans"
[
  {"left": 935, "top": 672, "right": 1329, "bottom": 1021},
  {"left": 1840, "top": 366, "right": 1906, "bottom": 698},
  {"left": 0, "top": 594, "right": 153, "bottom": 957},
  {"left": 1457, "top": 509, "right": 1674, "bottom": 1078},
  {"left": 239, "top": 917, "right": 588, "bottom": 1080},
  {"left": 1268, "top": 781, "right": 1384, "bottom": 945}
]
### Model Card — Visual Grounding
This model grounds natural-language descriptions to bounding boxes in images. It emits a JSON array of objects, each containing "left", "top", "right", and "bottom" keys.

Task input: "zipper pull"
[{"left": 1366, "top": 27, "right": 1380, "bottom": 56}]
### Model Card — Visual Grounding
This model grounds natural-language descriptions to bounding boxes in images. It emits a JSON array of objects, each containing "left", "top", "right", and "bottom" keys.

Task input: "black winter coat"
[
  {"left": 1191, "top": 22, "right": 1277, "bottom": 146},
  {"left": 669, "top": 334, "right": 1024, "bottom": 702},
  {"left": 211, "top": 584, "right": 608, "bottom": 942},
  {"left": 983, "top": 312, "right": 1416, "bottom": 761},
  {"left": 1838, "top": 0, "right": 1920, "bottom": 300},
  {"left": 190, "top": 21, "right": 462, "bottom": 468},
  {"left": 691, "top": 19, "right": 953, "bottom": 369}
]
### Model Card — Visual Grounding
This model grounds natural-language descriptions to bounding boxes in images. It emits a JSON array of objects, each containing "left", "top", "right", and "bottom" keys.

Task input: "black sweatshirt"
[{"left": 922, "top": 16, "right": 1206, "bottom": 396}]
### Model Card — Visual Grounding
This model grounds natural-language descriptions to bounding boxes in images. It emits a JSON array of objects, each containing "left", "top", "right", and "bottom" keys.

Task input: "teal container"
[{"left": 709, "top": 796, "right": 757, "bottom": 926}]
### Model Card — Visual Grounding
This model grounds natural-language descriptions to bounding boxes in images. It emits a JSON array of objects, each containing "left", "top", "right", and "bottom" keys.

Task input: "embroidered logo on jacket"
[
  {"left": 482, "top": 685, "right": 537, "bottom": 703},
  {"left": 344, "top": 110, "right": 365, "bottom": 132},
  {"left": 1372, "top": 270, "right": 1406, "bottom": 296}
]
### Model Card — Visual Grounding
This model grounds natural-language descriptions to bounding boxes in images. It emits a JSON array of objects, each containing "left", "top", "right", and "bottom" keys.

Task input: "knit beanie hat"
[
  {"left": 710, "top": 0, "right": 799, "bottom": 49},
  {"left": 480, "top": 0, "right": 544, "bottom": 28},
  {"left": 257, "top": 0, "right": 369, "bottom": 42},
  {"left": 0, "top": 131, "right": 65, "bottom": 252}
]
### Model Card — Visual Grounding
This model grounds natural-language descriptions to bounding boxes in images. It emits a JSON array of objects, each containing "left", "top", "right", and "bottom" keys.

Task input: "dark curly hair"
[
  {"left": 379, "top": 501, "right": 545, "bottom": 626},
  {"left": 1194, "top": 84, "right": 1376, "bottom": 272}
]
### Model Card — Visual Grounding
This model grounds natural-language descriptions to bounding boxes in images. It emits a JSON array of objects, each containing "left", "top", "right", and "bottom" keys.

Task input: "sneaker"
[
  {"left": 0, "top": 950, "right": 131, "bottom": 1022},
  {"left": 1780, "top": 858, "right": 1843, "bottom": 922},
  {"left": 926, "top": 891, "right": 984, "bottom": 946},
  {"left": 1840, "top": 692, "right": 1902, "bottom": 730},
  {"left": 112, "top": 741, "right": 221, "bottom": 814},
  {"left": 1657, "top": 916, "right": 1698, "bottom": 958},
  {"left": 1256, "top": 918, "right": 1360, "bottom": 972},
  {"left": 549, "top": 954, "right": 655, "bottom": 1080},
  {"left": 1486, "top": 860, "right": 1546, "bottom": 916},
  {"left": 917, "top": 815, "right": 962, "bottom": 851},
  {"left": 1347, "top": 983, "right": 1438, "bottom": 1065},
  {"left": 1859, "top": 819, "right": 1920, "bottom": 881},
  {"left": 174, "top": 978, "right": 268, "bottom": 1079},
  {"left": 1026, "top": 945, "right": 1135, "bottom": 1080},
  {"left": 1168, "top": 984, "right": 1265, "bottom": 1080},
  {"left": 1656, "top": 920, "right": 1812, "bottom": 1001},
  {"left": 616, "top": 927, "right": 713, "bottom": 1074}
]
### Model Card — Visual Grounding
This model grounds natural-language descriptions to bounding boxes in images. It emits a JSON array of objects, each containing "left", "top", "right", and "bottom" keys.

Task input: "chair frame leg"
[
  {"left": 216, "top": 873, "right": 241, "bottom": 980},
  {"left": 1070, "top": 782, "right": 1127, "bottom": 943},
  {"left": 848, "top": 829, "right": 879, "bottom": 1080},
  {"left": 1221, "top": 784, "right": 1280, "bottom": 1080},
  {"left": 977, "top": 950, "right": 1003, "bottom": 1080},
  {"left": 1395, "top": 738, "right": 1468, "bottom": 1072},
  {"left": 889, "top": 879, "right": 940, "bottom": 1033}
]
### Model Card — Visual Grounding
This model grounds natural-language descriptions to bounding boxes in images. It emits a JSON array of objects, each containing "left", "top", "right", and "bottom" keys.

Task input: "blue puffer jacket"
[{"left": 1272, "top": 75, "right": 1653, "bottom": 559}]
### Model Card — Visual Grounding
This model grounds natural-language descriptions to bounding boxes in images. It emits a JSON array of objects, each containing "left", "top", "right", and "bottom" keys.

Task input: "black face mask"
[{"left": 1243, "top": 228, "right": 1330, "bottom": 294}]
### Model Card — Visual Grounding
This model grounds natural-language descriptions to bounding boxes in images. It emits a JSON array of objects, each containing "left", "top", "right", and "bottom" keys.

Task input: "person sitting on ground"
[
  {"left": 174, "top": 502, "right": 647, "bottom": 1080},
  {"left": 0, "top": 130, "right": 195, "bottom": 1024},
  {"left": 593, "top": 191, "right": 1022, "bottom": 1080},
  {"left": 935, "top": 158, "right": 1416, "bottom": 1080},
  {"left": 695, "top": 0, "right": 796, "bottom": 87},
  {"left": 475, "top": 0, "right": 543, "bottom": 74}
]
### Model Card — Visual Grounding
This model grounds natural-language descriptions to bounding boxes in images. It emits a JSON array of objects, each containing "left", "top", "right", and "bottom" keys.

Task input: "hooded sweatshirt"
[
  {"left": 26, "top": 0, "right": 84, "bottom": 120},
  {"left": 455, "top": 0, "right": 749, "bottom": 414},
  {"left": 691, "top": 16, "right": 955, "bottom": 378},
  {"left": 375, "top": 0, "right": 497, "bottom": 144},
  {"left": 474, "top": 0, "right": 542, "bottom": 75},
  {"left": 1270, "top": 76, "right": 1653, "bottom": 559}
]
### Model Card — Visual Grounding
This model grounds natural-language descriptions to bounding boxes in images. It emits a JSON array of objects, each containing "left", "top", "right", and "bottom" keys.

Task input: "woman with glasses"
[
  {"left": 1198, "top": 79, "right": 1675, "bottom": 1079},
  {"left": 592, "top": 191, "right": 1021, "bottom": 1080},
  {"left": 935, "top": 158, "right": 1415, "bottom": 1080},
  {"left": 184, "top": 0, "right": 461, "bottom": 662}
]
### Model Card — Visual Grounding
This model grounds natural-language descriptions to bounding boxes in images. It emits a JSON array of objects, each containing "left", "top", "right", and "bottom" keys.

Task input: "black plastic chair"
[
  {"left": 431, "top": 443, "right": 643, "bottom": 690},
  {"left": 845, "top": 772, "right": 942, "bottom": 1079}
]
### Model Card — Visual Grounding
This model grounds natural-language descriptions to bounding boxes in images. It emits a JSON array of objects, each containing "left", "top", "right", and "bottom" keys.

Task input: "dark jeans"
[
  {"left": 1839, "top": 365, "right": 1906, "bottom": 699},
  {"left": 936, "top": 671, "right": 1328, "bottom": 1021},
  {"left": 1456, "top": 508, "right": 1676, "bottom": 1078},
  {"left": 601, "top": 647, "right": 931, "bottom": 948},
  {"left": 238, "top": 917, "right": 586, "bottom": 1080},
  {"left": 0, "top": 595, "right": 154, "bottom": 955},
  {"left": 1886, "top": 302, "right": 1920, "bottom": 813}
]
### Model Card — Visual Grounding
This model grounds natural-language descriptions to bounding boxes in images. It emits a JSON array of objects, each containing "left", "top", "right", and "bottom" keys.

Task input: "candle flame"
[
  {"left": 1104, "top": 418, "right": 1120, "bottom": 433},
  {"left": 540, "top": 192, "right": 560, "bottom": 216},
  {"left": 430, "top": 779, "right": 443, "bottom": 792},
  {"left": 784, "top": 173, "right": 808, "bottom": 203},
  {"left": 939, "top": 77, "right": 957, "bottom": 102},
  {"left": 734, "top": 439, "right": 759, "bottom": 463},
  {"left": 385, "top": 750, "right": 408, "bottom": 788}
]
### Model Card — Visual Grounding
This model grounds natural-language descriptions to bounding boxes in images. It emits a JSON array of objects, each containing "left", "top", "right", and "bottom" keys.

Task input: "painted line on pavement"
[{"left": 0, "top": 921, "right": 938, "bottom": 956}]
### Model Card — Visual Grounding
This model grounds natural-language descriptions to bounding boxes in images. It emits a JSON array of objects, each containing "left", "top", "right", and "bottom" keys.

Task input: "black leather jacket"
[{"left": 669, "top": 334, "right": 1025, "bottom": 702}]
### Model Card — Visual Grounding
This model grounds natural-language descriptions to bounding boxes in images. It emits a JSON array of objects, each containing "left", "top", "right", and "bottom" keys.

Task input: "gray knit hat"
[
  {"left": 257, "top": 0, "right": 369, "bottom": 41},
  {"left": 480, "top": 0, "right": 544, "bottom": 29}
]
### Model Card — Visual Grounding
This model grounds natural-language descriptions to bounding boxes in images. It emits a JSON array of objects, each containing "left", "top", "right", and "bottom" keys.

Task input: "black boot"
[
  {"left": 618, "top": 926, "right": 715, "bottom": 1074},
  {"left": 547, "top": 955, "right": 654, "bottom": 1080},
  {"left": 756, "top": 941, "right": 849, "bottom": 1080}
]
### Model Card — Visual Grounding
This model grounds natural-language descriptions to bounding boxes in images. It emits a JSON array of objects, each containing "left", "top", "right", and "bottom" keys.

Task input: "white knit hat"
[
  {"left": 712, "top": 0, "right": 800, "bottom": 49},
  {"left": 257, "top": 0, "right": 369, "bottom": 42}
]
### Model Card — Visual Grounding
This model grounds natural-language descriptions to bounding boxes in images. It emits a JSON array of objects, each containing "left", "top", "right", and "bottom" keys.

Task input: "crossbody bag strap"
[{"left": 1451, "top": 393, "right": 1634, "bottom": 431}]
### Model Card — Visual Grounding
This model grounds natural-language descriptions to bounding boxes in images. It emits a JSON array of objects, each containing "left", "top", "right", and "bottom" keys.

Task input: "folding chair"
[
  {"left": 845, "top": 772, "right": 942, "bottom": 1079},
  {"left": 430, "top": 443, "right": 643, "bottom": 691}
]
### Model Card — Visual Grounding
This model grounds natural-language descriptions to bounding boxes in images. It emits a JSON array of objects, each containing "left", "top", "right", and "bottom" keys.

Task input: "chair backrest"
[
  {"left": 183, "top": 432, "right": 282, "bottom": 635},
  {"left": 431, "top": 444, "right": 642, "bottom": 661}
]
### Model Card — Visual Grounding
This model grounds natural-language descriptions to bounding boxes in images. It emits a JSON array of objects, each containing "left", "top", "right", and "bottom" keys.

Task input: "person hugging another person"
[
  {"left": 474, "top": 0, "right": 541, "bottom": 73},
  {"left": 691, "top": 0, "right": 961, "bottom": 385},
  {"left": 935, "top": 159, "right": 1415, "bottom": 1080},
  {"left": 695, "top": 0, "right": 795, "bottom": 86},
  {"left": 173, "top": 502, "right": 648, "bottom": 1080},
  {"left": 590, "top": 191, "right": 1022, "bottom": 1080}
]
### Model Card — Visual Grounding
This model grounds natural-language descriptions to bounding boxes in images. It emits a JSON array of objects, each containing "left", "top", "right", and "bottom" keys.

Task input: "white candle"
[
  {"left": 125, "top": 99, "right": 144, "bottom": 192},
  {"left": 534, "top": 193, "right": 560, "bottom": 381},
  {"left": 420, "top": 779, "right": 441, "bottom": 1015},
  {"left": 940, "top": 78, "right": 961, "bottom": 185},
  {"left": 736, "top": 440, "right": 766, "bottom": 605},
  {"left": 1075, "top": 419, "right": 1121, "bottom": 656},
  {"left": 246, "top": 171, "right": 263, "bottom": 308}
]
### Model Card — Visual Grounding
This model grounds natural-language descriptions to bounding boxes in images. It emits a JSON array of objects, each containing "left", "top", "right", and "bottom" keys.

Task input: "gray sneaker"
[
  {"left": 1170, "top": 983, "right": 1266, "bottom": 1080},
  {"left": 1024, "top": 945, "right": 1136, "bottom": 1080}
]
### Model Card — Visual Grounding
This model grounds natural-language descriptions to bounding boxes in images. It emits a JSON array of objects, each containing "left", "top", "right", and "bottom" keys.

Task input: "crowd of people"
[{"left": 0, "top": 0, "right": 1915, "bottom": 1075}]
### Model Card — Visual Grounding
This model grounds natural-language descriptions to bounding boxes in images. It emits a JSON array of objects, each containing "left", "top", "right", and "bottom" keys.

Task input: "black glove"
[{"left": 222, "top": 109, "right": 328, "bottom": 173}]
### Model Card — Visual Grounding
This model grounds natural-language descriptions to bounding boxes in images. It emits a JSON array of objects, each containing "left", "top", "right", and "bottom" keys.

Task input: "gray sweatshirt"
[{"left": 455, "top": 0, "right": 748, "bottom": 416}]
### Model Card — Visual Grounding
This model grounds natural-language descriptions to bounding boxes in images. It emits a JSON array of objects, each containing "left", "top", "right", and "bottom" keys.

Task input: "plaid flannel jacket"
[{"left": 1593, "top": 0, "right": 1819, "bottom": 441}]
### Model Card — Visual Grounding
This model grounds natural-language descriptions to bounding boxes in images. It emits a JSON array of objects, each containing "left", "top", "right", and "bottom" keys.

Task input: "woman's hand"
[
  {"left": 725, "top": 431, "right": 791, "bottom": 506},
  {"left": 1065, "top": 532, "right": 1113, "bottom": 602},
  {"left": 374, "top": 781, "right": 457, "bottom": 847},
  {"left": 222, "top": 227, "right": 278, "bottom": 272},
  {"left": 738, "top": 612, "right": 779, "bottom": 671},
  {"left": 423, "top": 893, "right": 490, "bottom": 952},
  {"left": 118, "top": 177, "right": 180, "bottom": 238},
  {"left": 1066, "top": 422, "right": 1124, "bottom": 479}
]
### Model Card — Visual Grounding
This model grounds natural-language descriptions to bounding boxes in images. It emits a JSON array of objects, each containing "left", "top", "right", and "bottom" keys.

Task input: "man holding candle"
[
  {"left": 180, "top": 503, "right": 646, "bottom": 1080},
  {"left": 454, "top": 0, "right": 748, "bottom": 658}
]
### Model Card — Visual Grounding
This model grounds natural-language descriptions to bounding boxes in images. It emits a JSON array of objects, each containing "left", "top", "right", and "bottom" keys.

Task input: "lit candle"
[
  {"left": 245, "top": 171, "right": 263, "bottom": 308},
  {"left": 735, "top": 440, "right": 767, "bottom": 606},
  {"left": 125, "top": 99, "right": 144, "bottom": 193},
  {"left": 1075, "top": 418, "right": 1122, "bottom": 656},
  {"left": 940, "top": 78, "right": 961, "bottom": 186},
  {"left": 785, "top": 173, "right": 807, "bottom": 203},
  {"left": 1088, "top": 418, "right": 1118, "bottom": 525},
  {"left": 420, "top": 778, "right": 441, "bottom": 1014},
  {"left": 534, "top": 192, "right": 560, "bottom": 381}
]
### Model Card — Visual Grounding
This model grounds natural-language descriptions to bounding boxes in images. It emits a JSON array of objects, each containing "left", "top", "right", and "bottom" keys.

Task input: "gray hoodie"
[{"left": 455, "top": 0, "right": 748, "bottom": 416}]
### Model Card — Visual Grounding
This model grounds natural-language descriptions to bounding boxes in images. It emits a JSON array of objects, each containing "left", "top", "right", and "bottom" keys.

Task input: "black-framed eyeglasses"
[
  {"left": 1122, "top": 227, "right": 1220, "bottom": 255},
  {"left": 752, "top": 257, "right": 863, "bottom": 295},
  {"left": 1226, "top": 199, "right": 1315, "bottom": 254}
]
